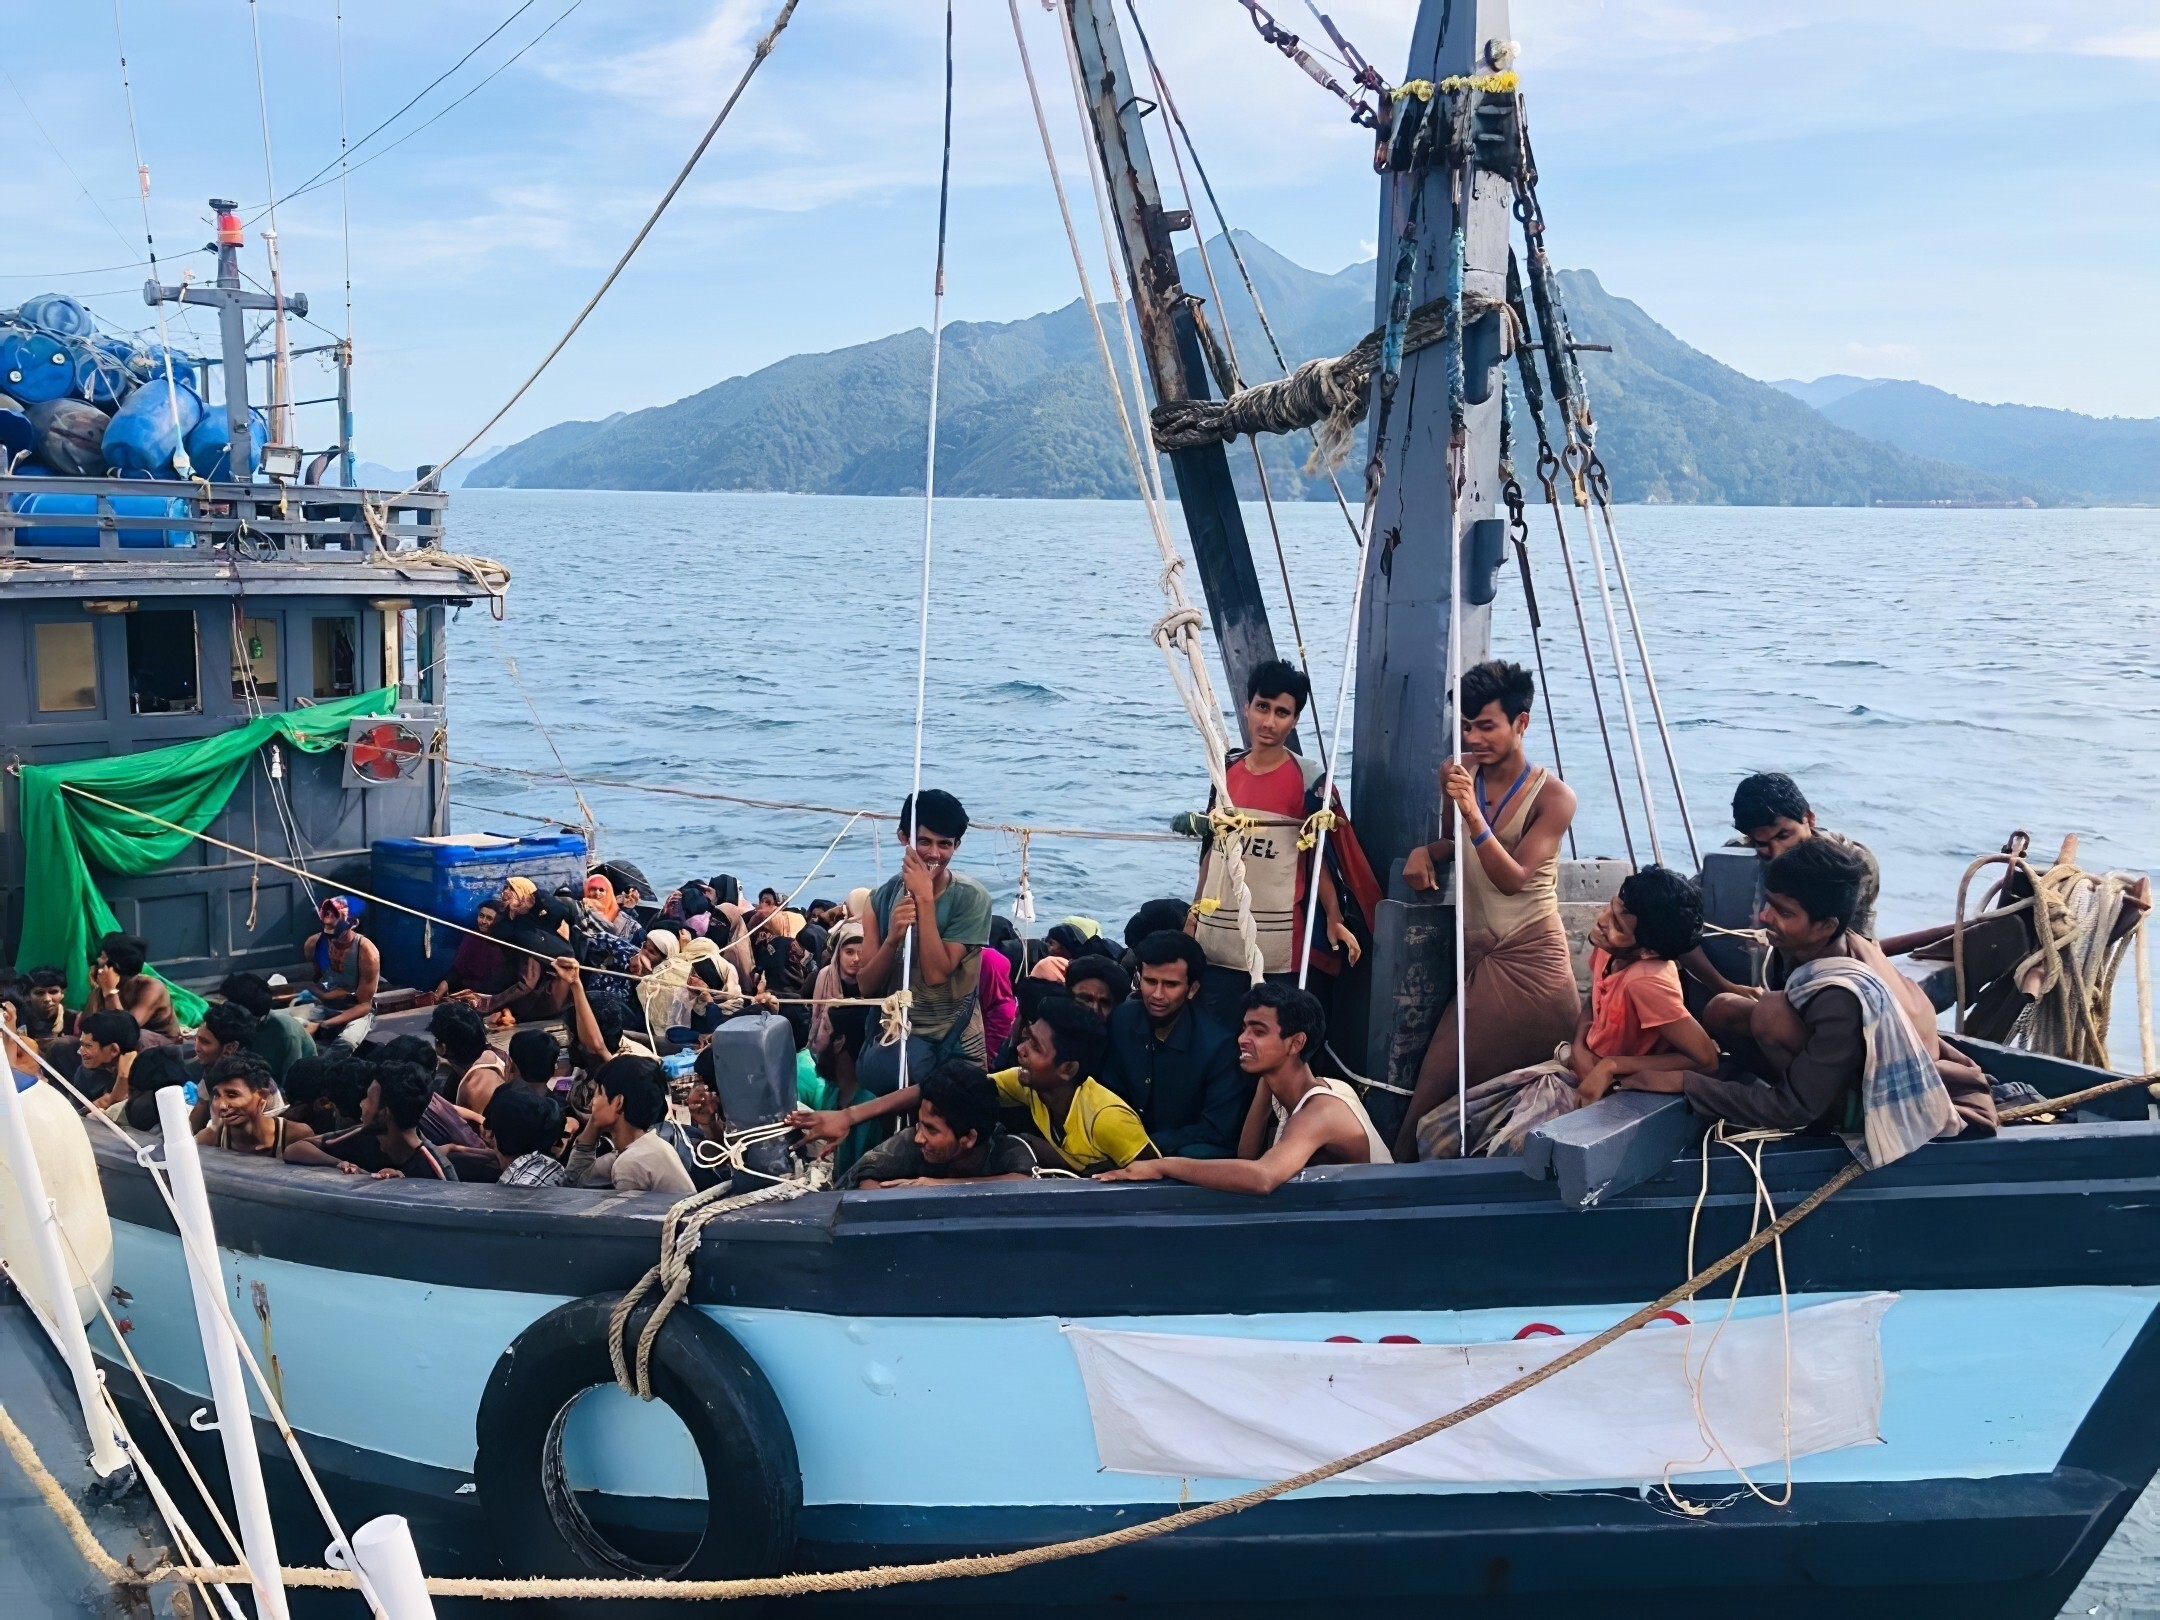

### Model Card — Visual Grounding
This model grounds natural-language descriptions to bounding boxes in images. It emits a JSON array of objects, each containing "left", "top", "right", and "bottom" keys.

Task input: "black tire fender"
[{"left": 474, "top": 1293, "right": 800, "bottom": 1583}]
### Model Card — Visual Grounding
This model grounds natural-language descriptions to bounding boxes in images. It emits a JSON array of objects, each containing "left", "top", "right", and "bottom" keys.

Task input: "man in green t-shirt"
[
  {"left": 856, "top": 789, "right": 993, "bottom": 1100},
  {"left": 217, "top": 972, "right": 314, "bottom": 1084}
]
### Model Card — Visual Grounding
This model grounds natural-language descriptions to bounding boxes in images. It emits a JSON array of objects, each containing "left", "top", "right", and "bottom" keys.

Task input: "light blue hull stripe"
[{"left": 100, "top": 1220, "right": 2159, "bottom": 1507}]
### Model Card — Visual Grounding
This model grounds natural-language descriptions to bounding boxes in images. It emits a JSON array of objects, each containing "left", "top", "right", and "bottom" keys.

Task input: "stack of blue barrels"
[{"left": 1, "top": 291, "right": 249, "bottom": 547}]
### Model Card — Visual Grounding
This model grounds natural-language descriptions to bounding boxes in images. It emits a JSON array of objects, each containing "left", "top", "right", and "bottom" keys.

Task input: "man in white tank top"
[{"left": 1100, "top": 983, "right": 1388, "bottom": 1192}]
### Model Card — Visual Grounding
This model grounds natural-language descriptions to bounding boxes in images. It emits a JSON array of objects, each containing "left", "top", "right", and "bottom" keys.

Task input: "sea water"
[{"left": 448, "top": 491, "right": 2159, "bottom": 1614}]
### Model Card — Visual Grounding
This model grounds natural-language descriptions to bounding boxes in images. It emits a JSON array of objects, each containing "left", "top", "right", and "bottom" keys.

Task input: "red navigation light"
[{"left": 216, "top": 209, "right": 244, "bottom": 247}]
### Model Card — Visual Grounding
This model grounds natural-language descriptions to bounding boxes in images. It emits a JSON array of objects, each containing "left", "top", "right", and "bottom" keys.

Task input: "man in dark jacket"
[{"left": 1098, "top": 931, "right": 1250, "bottom": 1158}]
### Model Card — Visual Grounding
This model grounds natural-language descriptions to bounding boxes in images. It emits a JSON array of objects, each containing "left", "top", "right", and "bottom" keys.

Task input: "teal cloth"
[{"left": 14, "top": 687, "right": 398, "bottom": 1026}]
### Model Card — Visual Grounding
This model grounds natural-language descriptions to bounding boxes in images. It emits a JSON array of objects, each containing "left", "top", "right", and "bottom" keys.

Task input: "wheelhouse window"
[
  {"left": 126, "top": 609, "right": 201, "bottom": 714},
  {"left": 33, "top": 622, "right": 98, "bottom": 713},
  {"left": 313, "top": 616, "right": 359, "bottom": 699},
  {"left": 231, "top": 615, "right": 280, "bottom": 703}
]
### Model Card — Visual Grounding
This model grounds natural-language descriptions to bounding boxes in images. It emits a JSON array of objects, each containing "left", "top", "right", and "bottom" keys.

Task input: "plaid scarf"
[{"left": 1784, "top": 954, "right": 1957, "bottom": 1168}]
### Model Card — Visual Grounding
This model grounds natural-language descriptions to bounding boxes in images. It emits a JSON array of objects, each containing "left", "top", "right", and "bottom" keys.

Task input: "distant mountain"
[
  {"left": 468, "top": 237, "right": 2027, "bottom": 507},
  {"left": 1769, "top": 375, "right": 1887, "bottom": 410},
  {"left": 1772, "top": 378, "right": 2160, "bottom": 505},
  {"left": 351, "top": 445, "right": 507, "bottom": 491}
]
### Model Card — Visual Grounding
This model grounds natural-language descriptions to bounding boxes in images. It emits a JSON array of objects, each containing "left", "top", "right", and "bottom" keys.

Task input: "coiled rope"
[{"left": 1148, "top": 291, "right": 1503, "bottom": 466}]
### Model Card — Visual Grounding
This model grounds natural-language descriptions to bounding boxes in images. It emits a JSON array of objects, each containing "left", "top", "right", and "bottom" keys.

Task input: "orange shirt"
[{"left": 1586, "top": 948, "right": 1690, "bottom": 1059}]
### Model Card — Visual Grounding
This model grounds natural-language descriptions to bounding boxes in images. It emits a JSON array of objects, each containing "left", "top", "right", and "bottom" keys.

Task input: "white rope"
[
  {"left": 1562, "top": 449, "right": 1663, "bottom": 865},
  {"left": 1589, "top": 492, "right": 1700, "bottom": 867},
  {"left": 1017, "top": 2, "right": 1265, "bottom": 983},
  {"left": 893, "top": 0, "right": 955, "bottom": 1097},
  {"left": 109, "top": 0, "right": 197, "bottom": 480},
  {"left": 1533, "top": 459, "right": 1635, "bottom": 865},
  {"left": 333, "top": 0, "right": 356, "bottom": 483},
  {"left": 244, "top": 0, "right": 296, "bottom": 449}
]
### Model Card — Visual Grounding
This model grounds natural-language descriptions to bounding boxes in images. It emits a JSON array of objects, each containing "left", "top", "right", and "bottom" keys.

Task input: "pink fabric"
[{"left": 979, "top": 947, "right": 1018, "bottom": 1058}]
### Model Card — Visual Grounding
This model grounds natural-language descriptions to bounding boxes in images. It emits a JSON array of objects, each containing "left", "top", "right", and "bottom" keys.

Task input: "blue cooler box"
[{"left": 369, "top": 830, "right": 588, "bottom": 991}]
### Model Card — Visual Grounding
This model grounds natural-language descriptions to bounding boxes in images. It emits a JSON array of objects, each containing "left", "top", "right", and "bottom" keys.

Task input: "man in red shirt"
[{"left": 1190, "top": 661, "right": 1369, "bottom": 1031}]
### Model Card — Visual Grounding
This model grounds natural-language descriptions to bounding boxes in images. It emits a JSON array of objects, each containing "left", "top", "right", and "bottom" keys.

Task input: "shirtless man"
[
  {"left": 1101, "top": 984, "right": 1388, "bottom": 1193},
  {"left": 87, "top": 932, "right": 180, "bottom": 1041},
  {"left": 1395, "top": 661, "right": 1581, "bottom": 1159}
]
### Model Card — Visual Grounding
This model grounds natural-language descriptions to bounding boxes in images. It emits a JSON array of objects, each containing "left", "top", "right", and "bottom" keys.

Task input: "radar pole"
[{"left": 142, "top": 200, "right": 308, "bottom": 482}]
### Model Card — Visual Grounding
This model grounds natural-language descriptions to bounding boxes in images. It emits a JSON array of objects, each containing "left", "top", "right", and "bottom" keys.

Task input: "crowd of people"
[{"left": 0, "top": 656, "right": 1996, "bottom": 1199}]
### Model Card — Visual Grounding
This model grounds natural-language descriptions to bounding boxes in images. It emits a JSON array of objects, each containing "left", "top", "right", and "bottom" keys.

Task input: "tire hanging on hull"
[{"left": 474, "top": 1293, "right": 800, "bottom": 1600}]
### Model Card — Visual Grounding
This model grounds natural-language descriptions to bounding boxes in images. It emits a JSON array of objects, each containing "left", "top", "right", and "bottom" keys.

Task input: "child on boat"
[
  {"left": 991, "top": 995, "right": 1156, "bottom": 1175},
  {"left": 1416, "top": 865, "right": 1717, "bottom": 1159}
]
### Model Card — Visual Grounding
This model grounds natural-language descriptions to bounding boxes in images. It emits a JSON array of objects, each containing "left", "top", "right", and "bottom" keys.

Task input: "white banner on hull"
[{"left": 1064, "top": 1293, "right": 1893, "bottom": 1486}]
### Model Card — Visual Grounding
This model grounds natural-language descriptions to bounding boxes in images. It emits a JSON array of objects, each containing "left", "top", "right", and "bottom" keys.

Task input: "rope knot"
[
  {"left": 1206, "top": 806, "right": 1257, "bottom": 841},
  {"left": 1296, "top": 807, "right": 1338, "bottom": 852},
  {"left": 876, "top": 988, "right": 914, "bottom": 1048},
  {"left": 1151, "top": 606, "right": 1205, "bottom": 649}
]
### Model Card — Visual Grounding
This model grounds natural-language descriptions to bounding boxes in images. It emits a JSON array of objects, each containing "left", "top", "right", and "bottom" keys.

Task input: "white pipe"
[
  {"left": 347, "top": 1515, "right": 437, "bottom": 1619},
  {"left": 155, "top": 1087, "right": 289, "bottom": 1620},
  {"left": 0, "top": 1066, "right": 127, "bottom": 1477}
]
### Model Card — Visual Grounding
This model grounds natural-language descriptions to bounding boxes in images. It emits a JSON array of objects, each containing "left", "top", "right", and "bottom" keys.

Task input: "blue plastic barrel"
[
  {"left": 0, "top": 330, "right": 77, "bottom": 404},
  {"left": 370, "top": 831, "right": 590, "bottom": 991},
  {"left": 16, "top": 294, "right": 94, "bottom": 339},
  {"left": 72, "top": 342, "right": 136, "bottom": 407},
  {"left": 9, "top": 489, "right": 190, "bottom": 548},
  {"left": 0, "top": 406, "right": 32, "bottom": 463},
  {"left": 184, "top": 405, "right": 266, "bottom": 481},
  {"left": 28, "top": 399, "right": 110, "bottom": 478},
  {"left": 134, "top": 346, "right": 199, "bottom": 392},
  {"left": 104, "top": 379, "right": 203, "bottom": 475}
]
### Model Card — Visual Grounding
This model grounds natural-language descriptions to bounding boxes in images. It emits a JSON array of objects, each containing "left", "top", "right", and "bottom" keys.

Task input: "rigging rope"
[
  {"left": 244, "top": 0, "right": 297, "bottom": 449},
  {"left": 361, "top": 0, "right": 799, "bottom": 522},
  {"left": 892, "top": 0, "right": 957, "bottom": 1100},
  {"left": 1015, "top": 0, "right": 1266, "bottom": 983},
  {"left": 108, "top": 0, "right": 197, "bottom": 481}
]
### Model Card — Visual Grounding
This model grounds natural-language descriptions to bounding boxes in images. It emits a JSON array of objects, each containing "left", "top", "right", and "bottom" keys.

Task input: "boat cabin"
[{"left": 0, "top": 474, "right": 487, "bottom": 988}]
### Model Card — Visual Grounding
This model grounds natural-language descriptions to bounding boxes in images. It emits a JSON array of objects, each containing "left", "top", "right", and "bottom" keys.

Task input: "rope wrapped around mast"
[{"left": 1148, "top": 290, "right": 1506, "bottom": 469}]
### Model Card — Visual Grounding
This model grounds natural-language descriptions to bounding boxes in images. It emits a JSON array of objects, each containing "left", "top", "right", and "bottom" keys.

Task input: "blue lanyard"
[{"left": 1476, "top": 763, "right": 1532, "bottom": 831}]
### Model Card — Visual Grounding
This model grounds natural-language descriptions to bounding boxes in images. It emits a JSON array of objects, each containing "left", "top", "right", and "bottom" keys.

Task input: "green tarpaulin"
[{"left": 14, "top": 687, "right": 398, "bottom": 1026}]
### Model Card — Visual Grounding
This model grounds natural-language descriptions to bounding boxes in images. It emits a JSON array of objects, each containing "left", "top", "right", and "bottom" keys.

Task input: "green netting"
[{"left": 14, "top": 687, "right": 398, "bottom": 1026}]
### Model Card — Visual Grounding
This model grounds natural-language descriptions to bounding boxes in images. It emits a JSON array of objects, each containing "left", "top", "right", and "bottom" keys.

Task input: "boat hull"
[{"left": 87, "top": 1115, "right": 2160, "bottom": 1614}]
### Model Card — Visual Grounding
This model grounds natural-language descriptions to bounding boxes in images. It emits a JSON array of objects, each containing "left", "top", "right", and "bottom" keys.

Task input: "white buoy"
[
  {"left": 0, "top": 1062, "right": 126, "bottom": 1477},
  {"left": 156, "top": 1087, "right": 289, "bottom": 1620}
]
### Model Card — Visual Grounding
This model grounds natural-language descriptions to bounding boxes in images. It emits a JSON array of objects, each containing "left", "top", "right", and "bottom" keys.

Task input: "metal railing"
[{"left": 0, "top": 473, "right": 446, "bottom": 559}]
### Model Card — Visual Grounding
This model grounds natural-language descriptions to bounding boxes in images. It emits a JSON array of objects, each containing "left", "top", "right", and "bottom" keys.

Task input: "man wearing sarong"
[
  {"left": 1190, "top": 660, "right": 1375, "bottom": 1032},
  {"left": 1396, "top": 661, "right": 1581, "bottom": 1161}
]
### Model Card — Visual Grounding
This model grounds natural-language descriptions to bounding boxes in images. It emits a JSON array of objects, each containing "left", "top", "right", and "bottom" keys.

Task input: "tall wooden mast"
[{"left": 1057, "top": 0, "right": 1285, "bottom": 734}]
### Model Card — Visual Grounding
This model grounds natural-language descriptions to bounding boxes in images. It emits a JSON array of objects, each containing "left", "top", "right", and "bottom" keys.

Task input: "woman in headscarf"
[
  {"left": 637, "top": 931, "right": 743, "bottom": 1041},
  {"left": 582, "top": 872, "right": 639, "bottom": 941},
  {"left": 809, "top": 918, "right": 866, "bottom": 1064},
  {"left": 754, "top": 909, "right": 817, "bottom": 1003}
]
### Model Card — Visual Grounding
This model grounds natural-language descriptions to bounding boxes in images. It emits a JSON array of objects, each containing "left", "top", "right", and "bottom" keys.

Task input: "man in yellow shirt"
[{"left": 990, "top": 996, "right": 1156, "bottom": 1175}]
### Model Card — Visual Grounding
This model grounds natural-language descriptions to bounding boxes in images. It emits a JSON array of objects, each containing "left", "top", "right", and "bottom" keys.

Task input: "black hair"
[
  {"left": 1012, "top": 973, "right": 1064, "bottom": 1034},
  {"left": 917, "top": 1058, "right": 998, "bottom": 1146},
  {"left": 371, "top": 1061, "right": 435, "bottom": 1132},
  {"left": 1732, "top": 771, "right": 1812, "bottom": 833},
  {"left": 205, "top": 1051, "right": 274, "bottom": 1094},
  {"left": 1133, "top": 929, "right": 1207, "bottom": 982},
  {"left": 217, "top": 971, "right": 275, "bottom": 1020},
  {"left": 284, "top": 1056, "right": 370, "bottom": 1128},
  {"left": 375, "top": 1033, "right": 439, "bottom": 1070},
  {"left": 1765, "top": 838, "right": 1867, "bottom": 933},
  {"left": 1064, "top": 955, "right": 1131, "bottom": 1008},
  {"left": 595, "top": 1054, "right": 669, "bottom": 1130},
  {"left": 1245, "top": 657, "right": 1312, "bottom": 714},
  {"left": 508, "top": 1028, "right": 560, "bottom": 1085},
  {"left": 200, "top": 1001, "right": 257, "bottom": 1050},
  {"left": 0, "top": 987, "right": 32, "bottom": 1038},
  {"left": 1031, "top": 994, "right": 1108, "bottom": 1077},
  {"left": 1460, "top": 659, "right": 1535, "bottom": 723},
  {"left": 484, "top": 1081, "right": 561, "bottom": 1159},
  {"left": 27, "top": 967, "right": 67, "bottom": 992},
  {"left": 1617, "top": 866, "right": 1705, "bottom": 960},
  {"left": 897, "top": 788, "right": 969, "bottom": 843},
  {"left": 97, "top": 933, "right": 149, "bottom": 978},
  {"left": 280, "top": 1054, "right": 339, "bottom": 1111},
  {"left": 123, "top": 1045, "right": 194, "bottom": 1130},
  {"left": 1124, "top": 898, "right": 1191, "bottom": 950},
  {"left": 80, "top": 1010, "right": 139, "bottom": 1054},
  {"left": 1240, "top": 981, "right": 1325, "bottom": 1058},
  {"left": 757, "top": 887, "right": 782, "bottom": 905},
  {"left": 1044, "top": 922, "right": 1091, "bottom": 955},
  {"left": 428, "top": 1000, "right": 490, "bottom": 1066},
  {"left": 987, "top": 914, "right": 1021, "bottom": 958}
]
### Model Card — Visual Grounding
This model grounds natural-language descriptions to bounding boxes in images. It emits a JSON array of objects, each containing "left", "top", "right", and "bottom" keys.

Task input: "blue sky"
[{"left": 5, "top": 0, "right": 2155, "bottom": 470}]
